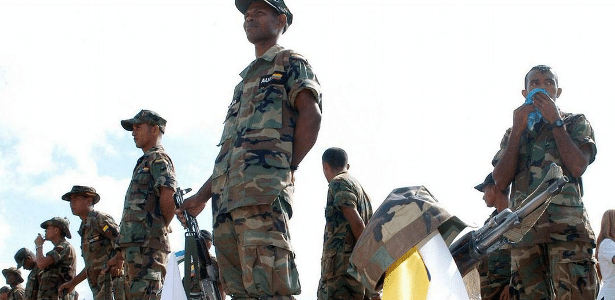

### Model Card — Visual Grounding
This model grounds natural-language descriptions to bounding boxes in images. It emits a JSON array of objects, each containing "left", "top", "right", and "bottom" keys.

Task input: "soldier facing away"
[
  {"left": 14, "top": 248, "right": 40, "bottom": 300},
  {"left": 2, "top": 267, "right": 25, "bottom": 300},
  {"left": 318, "top": 147, "right": 378, "bottom": 300},
  {"left": 58, "top": 185, "right": 126, "bottom": 300},
  {"left": 491, "top": 65, "right": 598, "bottom": 299},
  {"left": 34, "top": 217, "right": 77, "bottom": 300},
  {"left": 105, "top": 109, "right": 178, "bottom": 300},
  {"left": 176, "top": 0, "right": 322, "bottom": 299}
]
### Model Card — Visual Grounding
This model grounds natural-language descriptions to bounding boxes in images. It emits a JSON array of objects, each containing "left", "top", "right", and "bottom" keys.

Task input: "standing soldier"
[
  {"left": 176, "top": 1, "right": 322, "bottom": 299},
  {"left": 318, "top": 148, "right": 377, "bottom": 300},
  {"left": 34, "top": 217, "right": 77, "bottom": 300},
  {"left": 2, "top": 267, "right": 25, "bottom": 300},
  {"left": 474, "top": 173, "right": 511, "bottom": 300},
  {"left": 14, "top": 248, "right": 41, "bottom": 300},
  {"left": 106, "top": 109, "right": 178, "bottom": 300},
  {"left": 492, "top": 65, "right": 598, "bottom": 299},
  {"left": 57, "top": 185, "right": 126, "bottom": 300}
]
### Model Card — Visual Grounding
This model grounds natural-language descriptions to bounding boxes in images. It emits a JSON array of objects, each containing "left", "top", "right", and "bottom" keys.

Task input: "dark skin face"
[
  {"left": 243, "top": 1, "right": 286, "bottom": 56},
  {"left": 4, "top": 273, "right": 18, "bottom": 286},
  {"left": 22, "top": 257, "right": 36, "bottom": 270},
  {"left": 131, "top": 123, "right": 160, "bottom": 153},
  {"left": 69, "top": 194, "right": 93, "bottom": 220}
]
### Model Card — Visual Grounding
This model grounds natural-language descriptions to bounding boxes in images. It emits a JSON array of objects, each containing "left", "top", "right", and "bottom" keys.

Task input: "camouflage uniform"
[
  {"left": 477, "top": 210, "right": 511, "bottom": 300},
  {"left": 492, "top": 113, "right": 598, "bottom": 300},
  {"left": 318, "top": 171, "right": 373, "bottom": 300},
  {"left": 211, "top": 44, "right": 321, "bottom": 299},
  {"left": 118, "top": 144, "right": 177, "bottom": 300},
  {"left": 24, "top": 267, "right": 40, "bottom": 300},
  {"left": 78, "top": 210, "right": 126, "bottom": 300},
  {"left": 38, "top": 238, "right": 77, "bottom": 300},
  {"left": 7, "top": 286, "right": 25, "bottom": 300}
]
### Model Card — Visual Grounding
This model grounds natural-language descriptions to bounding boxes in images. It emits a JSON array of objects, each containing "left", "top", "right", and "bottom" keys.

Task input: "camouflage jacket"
[
  {"left": 211, "top": 45, "right": 321, "bottom": 219},
  {"left": 38, "top": 238, "right": 77, "bottom": 300},
  {"left": 477, "top": 210, "right": 511, "bottom": 300},
  {"left": 8, "top": 285, "right": 25, "bottom": 300},
  {"left": 24, "top": 266, "right": 40, "bottom": 300},
  {"left": 119, "top": 145, "right": 177, "bottom": 251},
  {"left": 321, "top": 171, "right": 373, "bottom": 280},
  {"left": 78, "top": 210, "right": 120, "bottom": 290},
  {"left": 492, "top": 112, "right": 597, "bottom": 244}
]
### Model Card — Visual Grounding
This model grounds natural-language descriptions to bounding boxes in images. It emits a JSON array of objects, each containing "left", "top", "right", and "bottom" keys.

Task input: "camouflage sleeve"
[
  {"left": 286, "top": 52, "right": 322, "bottom": 111},
  {"left": 96, "top": 213, "right": 120, "bottom": 241},
  {"left": 46, "top": 243, "right": 66, "bottom": 265},
  {"left": 567, "top": 114, "right": 597, "bottom": 164},
  {"left": 330, "top": 178, "right": 358, "bottom": 210},
  {"left": 491, "top": 128, "right": 512, "bottom": 166},
  {"left": 151, "top": 155, "right": 177, "bottom": 197}
]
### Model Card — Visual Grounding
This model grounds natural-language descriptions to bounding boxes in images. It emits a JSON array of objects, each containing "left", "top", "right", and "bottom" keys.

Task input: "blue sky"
[{"left": 1, "top": 1, "right": 614, "bottom": 299}]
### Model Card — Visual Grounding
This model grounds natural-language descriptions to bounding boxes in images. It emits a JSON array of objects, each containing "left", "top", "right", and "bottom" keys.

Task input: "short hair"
[
  {"left": 322, "top": 147, "right": 348, "bottom": 169},
  {"left": 524, "top": 65, "right": 558, "bottom": 89}
]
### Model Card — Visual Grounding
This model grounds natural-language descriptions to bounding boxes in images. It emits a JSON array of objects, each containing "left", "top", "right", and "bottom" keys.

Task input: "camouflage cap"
[
  {"left": 474, "top": 173, "right": 495, "bottom": 192},
  {"left": 121, "top": 109, "right": 167, "bottom": 133},
  {"left": 0, "top": 286, "right": 9, "bottom": 294},
  {"left": 14, "top": 248, "right": 34, "bottom": 269},
  {"left": 2, "top": 267, "right": 24, "bottom": 284},
  {"left": 348, "top": 186, "right": 467, "bottom": 293},
  {"left": 61, "top": 185, "right": 100, "bottom": 205},
  {"left": 40, "top": 217, "right": 72, "bottom": 239},
  {"left": 236, "top": 0, "right": 293, "bottom": 27}
]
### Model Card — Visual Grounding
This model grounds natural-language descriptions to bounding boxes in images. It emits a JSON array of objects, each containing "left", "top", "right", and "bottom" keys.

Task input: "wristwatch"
[{"left": 553, "top": 118, "right": 564, "bottom": 128}]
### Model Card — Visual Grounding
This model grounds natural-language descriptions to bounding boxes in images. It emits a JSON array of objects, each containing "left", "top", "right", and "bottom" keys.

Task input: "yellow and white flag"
[{"left": 383, "top": 231, "right": 469, "bottom": 300}]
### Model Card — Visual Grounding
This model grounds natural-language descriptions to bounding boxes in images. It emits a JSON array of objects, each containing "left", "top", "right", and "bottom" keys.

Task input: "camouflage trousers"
[
  {"left": 509, "top": 241, "right": 598, "bottom": 300},
  {"left": 213, "top": 197, "right": 300, "bottom": 299},
  {"left": 478, "top": 248, "right": 511, "bottom": 300},
  {"left": 124, "top": 246, "right": 168, "bottom": 300},
  {"left": 91, "top": 273, "right": 127, "bottom": 300},
  {"left": 317, "top": 274, "right": 366, "bottom": 300}
]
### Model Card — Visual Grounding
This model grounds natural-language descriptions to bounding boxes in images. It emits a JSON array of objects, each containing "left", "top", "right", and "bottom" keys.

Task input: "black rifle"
[{"left": 174, "top": 187, "right": 222, "bottom": 300}]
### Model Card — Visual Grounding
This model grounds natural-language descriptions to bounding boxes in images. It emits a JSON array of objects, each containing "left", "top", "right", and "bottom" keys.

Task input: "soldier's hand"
[
  {"left": 58, "top": 281, "right": 74, "bottom": 296},
  {"left": 531, "top": 92, "right": 559, "bottom": 124},
  {"left": 35, "top": 233, "right": 45, "bottom": 247},
  {"left": 511, "top": 104, "right": 535, "bottom": 134},
  {"left": 175, "top": 195, "right": 206, "bottom": 227},
  {"left": 103, "top": 252, "right": 124, "bottom": 275},
  {"left": 500, "top": 285, "right": 510, "bottom": 300}
]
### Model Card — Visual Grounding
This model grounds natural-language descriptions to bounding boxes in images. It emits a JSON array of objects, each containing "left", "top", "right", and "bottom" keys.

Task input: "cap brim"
[
  {"left": 61, "top": 191, "right": 100, "bottom": 204},
  {"left": 121, "top": 119, "right": 135, "bottom": 131},
  {"left": 474, "top": 183, "right": 487, "bottom": 192}
]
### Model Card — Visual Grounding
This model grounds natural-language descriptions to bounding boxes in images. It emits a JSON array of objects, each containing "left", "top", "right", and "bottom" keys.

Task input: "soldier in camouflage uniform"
[
  {"left": 105, "top": 109, "right": 177, "bottom": 300},
  {"left": 317, "top": 148, "right": 376, "bottom": 300},
  {"left": 474, "top": 173, "right": 511, "bottom": 300},
  {"left": 34, "top": 217, "right": 77, "bottom": 300},
  {"left": 176, "top": 1, "right": 322, "bottom": 299},
  {"left": 2, "top": 267, "right": 25, "bottom": 300},
  {"left": 14, "top": 248, "right": 40, "bottom": 300},
  {"left": 57, "top": 185, "right": 126, "bottom": 300},
  {"left": 492, "top": 65, "right": 598, "bottom": 300}
]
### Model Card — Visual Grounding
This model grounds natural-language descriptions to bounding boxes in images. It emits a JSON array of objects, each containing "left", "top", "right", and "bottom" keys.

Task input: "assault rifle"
[
  {"left": 449, "top": 163, "right": 567, "bottom": 276},
  {"left": 174, "top": 187, "right": 222, "bottom": 300}
]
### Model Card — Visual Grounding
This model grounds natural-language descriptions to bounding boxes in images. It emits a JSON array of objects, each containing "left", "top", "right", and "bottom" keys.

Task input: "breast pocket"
[{"left": 248, "top": 84, "right": 285, "bottom": 130}]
